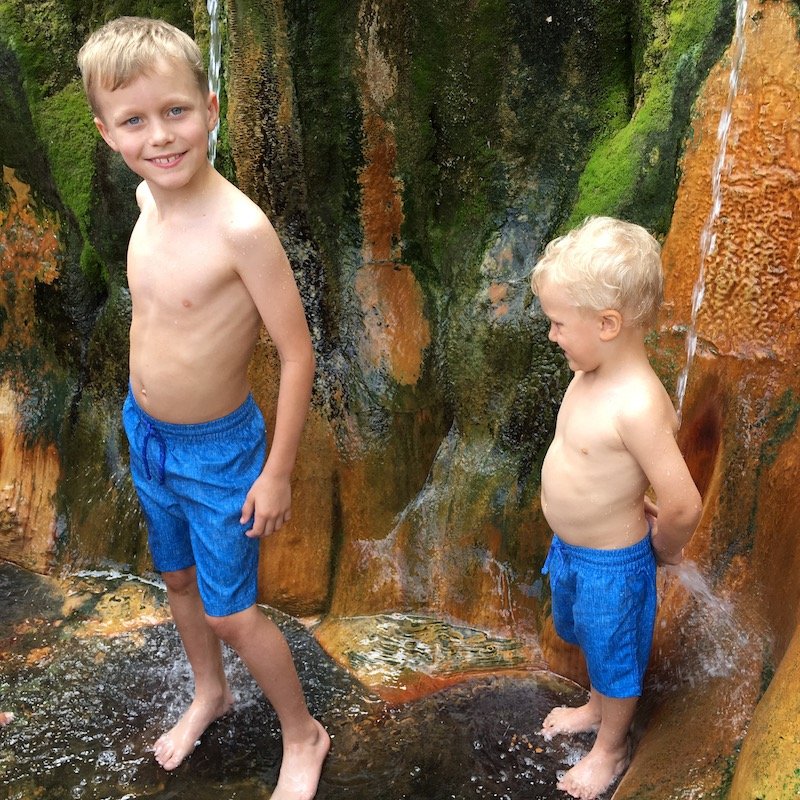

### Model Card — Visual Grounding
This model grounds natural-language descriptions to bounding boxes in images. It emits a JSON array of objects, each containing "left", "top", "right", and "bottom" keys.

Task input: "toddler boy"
[{"left": 531, "top": 216, "right": 702, "bottom": 799}]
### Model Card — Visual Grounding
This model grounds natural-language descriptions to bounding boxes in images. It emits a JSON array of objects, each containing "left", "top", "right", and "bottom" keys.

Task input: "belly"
[
  {"left": 129, "top": 325, "right": 253, "bottom": 424},
  {"left": 540, "top": 448, "right": 649, "bottom": 548}
]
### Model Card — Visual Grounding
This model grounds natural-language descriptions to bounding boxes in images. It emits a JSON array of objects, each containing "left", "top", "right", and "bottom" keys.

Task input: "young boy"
[
  {"left": 78, "top": 17, "right": 329, "bottom": 799},
  {"left": 530, "top": 216, "right": 702, "bottom": 799}
]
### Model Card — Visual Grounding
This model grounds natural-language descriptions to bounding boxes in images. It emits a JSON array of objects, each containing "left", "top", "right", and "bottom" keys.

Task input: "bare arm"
[
  {"left": 234, "top": 210, "right": 315, "bottom": 537},
  {"left": 620, "top": 394, "right": 703, "bottom": 565}
]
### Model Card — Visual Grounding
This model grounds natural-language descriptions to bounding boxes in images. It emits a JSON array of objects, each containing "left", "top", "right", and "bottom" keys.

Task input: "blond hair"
[
  {"left": 78, "top": 17, "right": 207, "bottom": 115},
  {"left": 530, "top": 216, "right": 663, "bottom": 327}
]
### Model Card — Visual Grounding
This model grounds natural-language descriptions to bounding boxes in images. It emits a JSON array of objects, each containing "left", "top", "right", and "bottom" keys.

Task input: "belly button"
[
  {"left": 141, "top": 387, "right": 147, "bottom": 397},
  {"left": 580, "top": 447, "right": 588, "bottom": 455}
]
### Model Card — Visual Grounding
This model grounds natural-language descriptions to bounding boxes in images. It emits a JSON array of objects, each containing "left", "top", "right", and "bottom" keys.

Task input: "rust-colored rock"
[
  {"left": 0, "top": 168, "right": 62, "bottom": 572},
  {"left": 354, "top": 7, "right": 430, "bottom": 386},
  {"left": 0, "top": 383, "right": 61, "bottom": 572},
  {"left": 354, "top": 263, "right": 431, "bottom": 385},
  {"left": 537, "top": 614, "right": 588, "bottom": 690},
  {"left": 648, "top": 3, "right": 800, "bottom": 794},
  {"left": 662, "top": 3, "right": 800, "bottom": 363},
  {"left": 729, "top": 624, "right": 800, "bottom": 799}
]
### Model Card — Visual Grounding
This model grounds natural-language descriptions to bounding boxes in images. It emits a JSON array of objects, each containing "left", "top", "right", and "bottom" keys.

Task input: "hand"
[
  {"left": 654, "top": 545, "right": 684, "bottom": 567},
  {"left": 240, "top": 471, "right": 292, "bottom": 538},
  {"left": 645, "top": 496, "right": 686, "bottom": 565},
  {"left": 644, "top": 495, "right": 659, "bottom": 524}
]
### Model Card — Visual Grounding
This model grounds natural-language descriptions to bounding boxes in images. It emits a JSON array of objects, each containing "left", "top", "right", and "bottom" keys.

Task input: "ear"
[
  {"left": 94, "top": 116, "right": 119, "bottom": 152},
  {"left": 598, "top": 309, "right": 623, "bottom": 341},
  {"left": 206, "top": 92, "right": 220, "bottom": 132}
]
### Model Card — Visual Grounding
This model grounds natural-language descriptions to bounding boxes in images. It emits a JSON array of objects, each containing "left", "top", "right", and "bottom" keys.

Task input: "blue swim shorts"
[
  {"left": 542, "top": 533, "right": 657, "bottom": 699},
  {"left": 122, "top": 388, "right": 267, "bottom": 617}
]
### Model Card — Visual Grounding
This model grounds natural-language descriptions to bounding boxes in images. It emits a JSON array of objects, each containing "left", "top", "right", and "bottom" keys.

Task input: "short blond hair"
[
  {"left": 78, "top": 16, "right": 207, "bottom": 115},
  {"left": 531, "top": 216, "right": 663, "bottom": 327}
]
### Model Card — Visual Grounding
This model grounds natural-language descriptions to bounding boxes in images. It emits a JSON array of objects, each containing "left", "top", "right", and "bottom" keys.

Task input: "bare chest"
[
  {"left": 128, "top": 220, "right": 236, "bottom": 312},
  {"left": 554, "top": 388, "right": 626, "bottom": 460}
]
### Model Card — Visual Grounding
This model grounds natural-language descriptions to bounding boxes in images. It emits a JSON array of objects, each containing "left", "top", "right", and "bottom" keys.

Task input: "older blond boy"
[
  {"left": 78, "top": 17, "right": 328, "bottom": 799},
  {"left": 531, "top": 217, "right": 702, "bottom": 799}
]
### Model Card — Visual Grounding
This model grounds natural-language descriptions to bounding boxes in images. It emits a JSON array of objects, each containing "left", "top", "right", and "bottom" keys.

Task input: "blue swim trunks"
[
  {"left": 542, "top": 533, "right": 657, "bottom": 699},
  {"left": 122, "top": 388, "right": 267, "bottom": 617}
]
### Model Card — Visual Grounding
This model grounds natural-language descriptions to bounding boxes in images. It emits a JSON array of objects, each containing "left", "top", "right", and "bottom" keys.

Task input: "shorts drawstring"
[
  {"left": 142, "top": 421, "right": 167, "bottom": 484},
  {"left": 542, "top": 535, "right": 564, "bottom": 576}
]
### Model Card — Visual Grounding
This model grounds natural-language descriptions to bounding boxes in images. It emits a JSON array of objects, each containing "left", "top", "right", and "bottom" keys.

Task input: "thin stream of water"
[
  {"left": 207, "top": 0, "right": 222, "bottom": 164},
  {"left": 675, "top": 0, "right": 748, "bottom": 419},
  {"left": 662, "top": 559, "right": 758, "bottom": 691}
]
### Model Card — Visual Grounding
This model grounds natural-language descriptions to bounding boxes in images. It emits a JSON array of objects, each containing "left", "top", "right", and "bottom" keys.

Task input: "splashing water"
[
  {"left": 0, "top": 564, "right": 587, "bottom": 799},
  {"left": 675, "top": 0, "right": 748, "bottom": 420},
  {"left": 665, "top": 560, "right": 753, "bottom": 680},
  {"left": 207, "top": 0, "right": 222, "bottom": 164}
]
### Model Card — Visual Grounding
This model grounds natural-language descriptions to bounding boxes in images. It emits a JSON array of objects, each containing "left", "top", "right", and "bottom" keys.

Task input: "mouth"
[{"left": 148, "top": 153, "right": 185, "bottom": 168}]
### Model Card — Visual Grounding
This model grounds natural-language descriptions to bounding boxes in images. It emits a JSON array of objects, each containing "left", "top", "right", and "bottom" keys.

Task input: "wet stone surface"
[{"left": 0, "top": 562, "right": 602, "bottom": 800}]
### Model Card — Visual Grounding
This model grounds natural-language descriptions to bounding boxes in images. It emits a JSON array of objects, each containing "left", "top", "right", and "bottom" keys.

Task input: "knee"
[
  {"left": 204, "top": 610, "right": 247, "bottom": 646},
  {"left": 161, "top": 567, "right": 197, "bottom": 595}
]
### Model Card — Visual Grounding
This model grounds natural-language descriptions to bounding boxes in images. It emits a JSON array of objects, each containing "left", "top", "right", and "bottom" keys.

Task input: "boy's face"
[
  {"left": 92, "top": 59, "right": 218, "bottom": 190},
  {"left": 537, "top": 280, "right": 605, "bottom": 373}
]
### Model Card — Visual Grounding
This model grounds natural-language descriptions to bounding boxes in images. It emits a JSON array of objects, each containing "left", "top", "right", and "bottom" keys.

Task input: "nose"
[
  {"left": 548, "top": 323, "right": 557, "bottom": 342},
  {"left": 148, "top": 119, "right": 175, "bottom": 146}
]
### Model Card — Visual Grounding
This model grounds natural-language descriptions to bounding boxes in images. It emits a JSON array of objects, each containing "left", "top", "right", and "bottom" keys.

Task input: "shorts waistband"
[
  {"left": 127, "top": 386, "right": 259, "bottom": 440},
  {"left": 549, "top": 531, "right": 653, "bottom": 566}
]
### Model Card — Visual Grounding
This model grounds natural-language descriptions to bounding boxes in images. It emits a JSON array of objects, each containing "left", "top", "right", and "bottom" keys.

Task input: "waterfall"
[
  {"left": 675, "top": 0, "right": 748, "bottom": 420},
  {"left": 206, "top": 0, "right": 222, "bottom": 164}
]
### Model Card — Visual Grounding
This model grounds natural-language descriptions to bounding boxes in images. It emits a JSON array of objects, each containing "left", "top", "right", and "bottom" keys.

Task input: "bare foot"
[
  {"left": 539, "top": 704, "right": 601, "bottom": 741},
  {"left": 557, "top": 742, "right": 630, "bottom": 800},
  {"left": 271, "top": 718, "right": 330, "bottom": 800},
  {"left": 153, "top": 691, "right": 234, "bottom": 770},
  {"left": 0, "top": 712, "right": 14, "bottom": 726}
]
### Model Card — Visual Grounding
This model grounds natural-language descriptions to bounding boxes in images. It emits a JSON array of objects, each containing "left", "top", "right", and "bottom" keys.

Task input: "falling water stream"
[
  {"left": 206, "top": 0, "right": 222, "bottom": 164},
  {"left": 675, "top": 0, "right": 748, "bottom": 420}
]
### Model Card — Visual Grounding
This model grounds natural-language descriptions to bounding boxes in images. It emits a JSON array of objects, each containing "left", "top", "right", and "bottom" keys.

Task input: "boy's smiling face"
[
  {"left": 92, "top": 58, "right": 218, "bottom": 191},
  {"left": 537, "top": 280, "right": 605, "bottom": 373}
]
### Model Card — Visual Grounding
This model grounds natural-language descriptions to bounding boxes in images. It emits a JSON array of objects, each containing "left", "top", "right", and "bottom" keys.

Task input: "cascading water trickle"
[
  {"left": 675, "top": 0, "right": 748, "bottom": 421},
  {"left": 206, "top": 0, "right": 222, "bottom": 164}
]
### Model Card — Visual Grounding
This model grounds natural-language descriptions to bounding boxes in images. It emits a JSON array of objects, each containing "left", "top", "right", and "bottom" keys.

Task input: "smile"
[{"left": 148, "top": 153, "right": 184, "bottom": 167}]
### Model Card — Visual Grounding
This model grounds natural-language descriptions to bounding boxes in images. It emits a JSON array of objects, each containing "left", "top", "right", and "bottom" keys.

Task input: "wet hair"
[
  {"left": 530, "top": 216, "right": 663, "bottom": 327},
  {"left": 78, "top": 16, "right": 208, "bottom": 115}
]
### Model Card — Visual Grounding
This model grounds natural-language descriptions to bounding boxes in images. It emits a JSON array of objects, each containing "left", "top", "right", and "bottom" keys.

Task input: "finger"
[
  {"left": 240, "top": 496, "right": 254, "bottom": 525},
  {"left": 246, "top": 512, "right": 267, "bottom": 538}
]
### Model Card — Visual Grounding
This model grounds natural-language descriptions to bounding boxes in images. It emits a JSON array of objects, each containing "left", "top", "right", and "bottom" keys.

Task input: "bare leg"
[
  {"left": 0, "top": 712, "right": 14, "bottom": 726},
  {"left": 208, "top": 606, "right": 330, "bottom": 800},
  {"left": 540, "top": 689, "right": 602, "bottom": 740},
  {"left": 557, "top": 691, "right": 635, "bottom": 800},
  {"left": 154, "top": 567, "right": 234, "bottom": 770}
]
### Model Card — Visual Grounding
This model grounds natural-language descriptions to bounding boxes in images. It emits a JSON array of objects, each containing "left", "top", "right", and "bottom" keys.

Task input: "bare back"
[
  {"left": 541, "top": 361, "right": 678, "bottom": 549},
  {"left": 128, "top": 172, "right": 279, "bottom": 423}
]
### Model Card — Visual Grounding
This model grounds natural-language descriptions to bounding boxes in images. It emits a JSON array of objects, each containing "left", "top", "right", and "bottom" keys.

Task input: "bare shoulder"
[
  {"left": 216, "top": 180, "right": 272, "bottom": 237},
  {"left": 211, "top": 180, "right": 286, "bottom": 269},
  {"left": 615, "top": 366, "right": 678, "bottom": 435},
  {"left": 135, "top": 180, "right": 153, "bottom": 212}
]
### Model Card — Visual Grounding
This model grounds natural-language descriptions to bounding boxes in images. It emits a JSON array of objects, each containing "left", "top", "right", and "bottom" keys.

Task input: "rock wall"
[{"left": 6, "top": 0, "right": 800, "bottom": 794}]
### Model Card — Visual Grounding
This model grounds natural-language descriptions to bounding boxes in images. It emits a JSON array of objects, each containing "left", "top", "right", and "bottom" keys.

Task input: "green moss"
[
  {"left": 38, "top": 81, "right": 97, "bottom": 238},
  {"left": 284, "top": 0, "right": 363, "bottom": 268},
  {"left": 567, "top": 0, "right": 735, "bottom": 234},
  {"left": 0, "top": 0, "right": 200, "bottom": 288},
  {"left": 761, "top": 389, "right": 800, "bottom": 466},
  {"left": 394, "top": 0, "right": 510, "bottom": 286},
  {"left": 79, "top": 241, "right": 106, "bottom": 287},
  {"left": 0, "top": 0, "right": 79, "bottom": 102}
]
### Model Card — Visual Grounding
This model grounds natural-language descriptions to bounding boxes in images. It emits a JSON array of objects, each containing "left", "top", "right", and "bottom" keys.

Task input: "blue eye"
[
  {"left": 168, "top": 107, "right": 184, "bottom": 117},
  {"left": 126, "top": 116, "right": 142, "bottom": 126}
]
